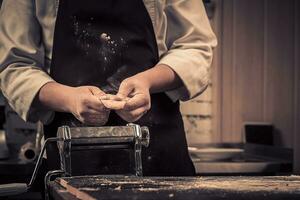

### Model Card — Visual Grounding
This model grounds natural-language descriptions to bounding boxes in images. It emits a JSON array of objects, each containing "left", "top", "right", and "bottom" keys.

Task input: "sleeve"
[
  {"left": 0, "top": 0, "right": 55, "bottom": 123},
  {"left": 158, "top": 0, "right": 217, "bottom": 101}
]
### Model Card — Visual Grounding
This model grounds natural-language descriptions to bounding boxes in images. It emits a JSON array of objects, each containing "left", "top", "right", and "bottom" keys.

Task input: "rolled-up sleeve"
[
  {"left": 0, "top": 0, "right": 54, "bottom": 123},
  {"left": 158, "top": 0, "right": 217, "bottom": 101}
]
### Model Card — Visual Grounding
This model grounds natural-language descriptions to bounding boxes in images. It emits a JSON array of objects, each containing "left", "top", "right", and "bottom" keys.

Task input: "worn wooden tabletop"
[{"left": 49, "top": 175, "right": 300, "bottom": 200}]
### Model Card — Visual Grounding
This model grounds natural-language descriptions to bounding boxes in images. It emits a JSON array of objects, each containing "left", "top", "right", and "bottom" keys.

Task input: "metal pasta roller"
[{"left": 0, "top": 123, "right": 150, "bottom": 198}]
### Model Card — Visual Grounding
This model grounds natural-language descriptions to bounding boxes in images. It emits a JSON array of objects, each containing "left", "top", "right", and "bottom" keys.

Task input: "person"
[{"left": 0, "top": 0, "right": 217, "bottom": 178}]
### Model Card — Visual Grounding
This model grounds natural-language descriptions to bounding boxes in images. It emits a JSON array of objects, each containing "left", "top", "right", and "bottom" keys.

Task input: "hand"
[
  {"left": 68, "top": 86, "right": 110, "bottom": 125},
  {"left": 38, "top": 82, "right": 110, "bottom": 125},
  {"left": 114, "top": 76, "right": 151, "bottom": 122}
]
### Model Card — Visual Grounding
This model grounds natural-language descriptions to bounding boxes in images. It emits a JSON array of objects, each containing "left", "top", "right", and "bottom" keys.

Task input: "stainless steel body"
[{"left": 55, "top": 123, "right": 150, "bottom": 177}]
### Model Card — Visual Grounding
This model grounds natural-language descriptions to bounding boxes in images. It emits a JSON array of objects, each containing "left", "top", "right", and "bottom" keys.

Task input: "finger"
[
  {"left": 124, "top": 93, "right": 149, "bottom": 111},
  {"left": 100, "top": 99, "right": 126, "bottom": 110},
  {"left": 72, "top": 109, "right": 101, "bottom": 123},
  {"left": 98, "top": 94, "right": 127, "bottom": 110},
  {"left": 88, "top": 86, "right": 106, "bottom": 96},
  {"left": 86, "top": 95, "right": 108, "bottom": 112},
  {"left": 116, "top": 79, "right": 134, "bottom": 98},
  {"left": 98, "top": 94, "right": 124, "bottom": 101},
  {"left": 116, "top": 106, "right": 148, "bottom": 122},
  {"left": 77, "top": 107, "right": 108, "bottom": 118},
  {"left": 129, "top": 107, "right": 148, "bottom": 119},
  {"left": 81, "top": 87, "right": 108, "bottom": 111}
]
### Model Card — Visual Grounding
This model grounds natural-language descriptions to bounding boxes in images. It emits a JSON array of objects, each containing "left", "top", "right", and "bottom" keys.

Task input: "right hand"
[{"left": 68, "top": 86, "right": 110, "bottom": 125}]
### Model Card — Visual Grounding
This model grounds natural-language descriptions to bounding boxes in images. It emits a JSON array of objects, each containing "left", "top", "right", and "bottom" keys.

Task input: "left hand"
[{"left": 114, "top": 76, "right": 151, "bottom": 122}]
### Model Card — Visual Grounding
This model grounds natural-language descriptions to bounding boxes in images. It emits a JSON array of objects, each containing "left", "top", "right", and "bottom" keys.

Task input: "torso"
[{"left": 34, "top": 0, "right": 169, "bottom": 71}]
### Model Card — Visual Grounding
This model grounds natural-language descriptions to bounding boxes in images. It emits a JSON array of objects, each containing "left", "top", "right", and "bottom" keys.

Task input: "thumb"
[
  {"left": 117, "top": 79, "right": 134, "bottom": 98},
  {"left": 88, "top": 86, "right": 105, "bottom": 96}
]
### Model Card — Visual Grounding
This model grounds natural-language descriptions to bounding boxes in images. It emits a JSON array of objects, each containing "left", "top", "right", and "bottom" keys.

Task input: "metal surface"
[
  {"left": 35, "top": 122, "right": 44, "bottom": 153},
  {"left": 63, "top": 126, "right": 136, "bottom": 138},
  {"left": 132, "top": 124, "right": 143, "bottom": 176},
  {"left": 188, "top": 147, "right": 244, "bottom": 161},
  {"left": 0, "top": 183, "right": 28, "bottom": 197},
  {"left": 190, "top": 143, "right": 293, "bottom": 175},
  {"left": 57, "top": 126, "right": 71, "bottom": 176},
  {"left": 18, "top": 142, "right": 38, "bottom": 163},
  {"left": 44, "top": 170, "right": 65, "bottom": 200},
  {"left": 50, "top": 175, "right": 300, "bottom": 200},
  {"left": 56, "top": 123, "right": 149, "bottom": 177},
  {"left": 0, "top": 129, "right": 9, "bottom": 159}
]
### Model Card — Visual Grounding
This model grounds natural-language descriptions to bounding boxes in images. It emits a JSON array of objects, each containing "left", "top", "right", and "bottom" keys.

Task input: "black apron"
[{"left": 45, "top": 0, "right": 195, "bottom": 176}]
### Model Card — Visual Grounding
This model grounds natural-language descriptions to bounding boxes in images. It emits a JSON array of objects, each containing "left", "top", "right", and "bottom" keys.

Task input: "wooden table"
[{"left": 49, "top": 175, "right": 300, "bottom": 200}]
